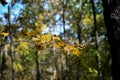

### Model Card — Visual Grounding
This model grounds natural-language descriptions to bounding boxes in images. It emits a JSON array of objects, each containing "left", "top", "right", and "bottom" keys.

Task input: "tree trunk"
[
  {"left": 1, "top": 37, "right": 7, "bottom": 80},
  {"left": 62, "top": 0, "right": 70, "bottom": 79},
  {"left": 102, "top": 0, "right": 120, "bottom": 80},
  {"left": 91, "top": 0, "right": 102, "bottom": 80},
  {"left": 76, "top": 0, "right": 82, "bottom": 80},
  {"left": 8, "top": 4, "right": 15, "bottom": 80},
  {"left": 35, "top": 51, "right": 41, "bottom": 80}
]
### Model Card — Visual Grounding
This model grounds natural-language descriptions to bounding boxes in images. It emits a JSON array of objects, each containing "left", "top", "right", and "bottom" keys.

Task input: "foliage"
[{"left": 0, "top": 0, "right": 111, "bottom": 80}]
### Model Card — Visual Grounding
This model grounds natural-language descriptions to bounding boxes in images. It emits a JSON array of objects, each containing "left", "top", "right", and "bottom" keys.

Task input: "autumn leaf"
[
  {"left": 30, "top": 30, "right": 39, "bottom": 36},
  {"left": 0, "top": 32, "right": 9, "bottom": 36},
  {"left": 64, "top": 45, "right": 70, "bottom": 52},
  {"left": 64, "top": 45, "right": 80, "bottom": 56},
  {"left": 53, "top": 43, "right": 61, "bottom": 48},
  {"left": 14, "top": 63, "right": 23, "bottom": 72},
  {"left": 32, "top": 37, "right": 40, "bottom": 41},
  {"left": 52, "top": 34, "right": 61, "bottom": 40},
  {"left": 57, "top": 41, "right": 65, "bottom": 47},
  {"left": 41, "top": 33, "right": 51, "bottom": 43},
  {"left": 73, "top": 48, "right": 80, "bottom": 56},
  {"left": 35, "top": 15, "right": 46, "bottom": 33},
  {"left": 32, "top": 37, "right": 42, "bottom": 45},
  {"left": 21, "top": 29, "right": 29, "bottom": 36}
]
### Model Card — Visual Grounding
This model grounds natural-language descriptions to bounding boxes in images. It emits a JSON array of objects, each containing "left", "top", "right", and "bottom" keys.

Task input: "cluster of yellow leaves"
[
  {"left": 21, "top": 15, "right": 46, "bottom": 37},
  {"left": 41, "top": 33, "right": 51, "bottom": 43},
  {"left": 21, "top": 17, "right": 85, "bottom": 56},
  {"left": 21, "top": 25, "right": 51, "bottom": 50},
  {"left": 0, "top": 32, "right": 9, "bottom": 37},
  {"left": 52, "top": 37, "right": 85, "bottom": 56},
  {"left": 22, "top": 29, "right": 39, "bottom": 37},
  {"left": 21, "top": 29, "right": 85, "bottom": 56},
  {"left": 53, "top": 41, "right": 65, "bottom": 49},
  {"left": 35, "top": 15, "right": 46, "bottom": 33},
  {"left": 83, "top": 14, "right": 93, "bottom": 26},
  {"left": 14, "top": 63, "right": 24, "bottom": 72},
  {"left": 52, "top": 34, "right": 61, "bottom": 40},
  {"left": 32, "top": 33, "right": 51, "bottom": 44},
  {"left": 15, "top": 42, "right": 30, "bottom": 55},
  {"left": 32, "top": 33, "right": 52, "bottom": 50},
  {"left": 64, "top": 45, "right": 80, "bottom": 56}
]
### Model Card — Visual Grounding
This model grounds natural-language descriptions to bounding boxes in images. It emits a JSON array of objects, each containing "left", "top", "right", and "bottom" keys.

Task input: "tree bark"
[
  {"left": 1, "top": 37, "right": 7, "bottom": 80},
  {"left": 35, "top": 51, "right": 41, "bottom": 80},
  {"left": 8, "top": 4, "right": 15, "bottom": 80},
  {"left": 91, "top": 0, "right": 102, "bottom": 80},
  {"left": 102, "top": 0, "right": 120, "bottom": 80}
]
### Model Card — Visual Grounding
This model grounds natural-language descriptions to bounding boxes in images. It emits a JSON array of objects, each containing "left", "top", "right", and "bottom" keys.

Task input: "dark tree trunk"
[
  {"left": 1, "top": 37, "right": 7, "bottom": 80},
  {"left": 102, "top": 0, "right": 120, "bottom": 80},
  {"left": 91, "top": 0, "right": 102, "bottom": 80},
  {"left": 35, "top": 51, "right": 41, "bottom": 80},
  {"left": 76, "top": 0, "right": 83, "bottom": 80},
  {"left": 8, "top": 4, "right": 15, "bottom": 80}
]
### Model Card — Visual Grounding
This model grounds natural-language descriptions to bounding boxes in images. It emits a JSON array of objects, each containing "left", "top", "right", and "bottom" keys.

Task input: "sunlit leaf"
[
  {"left": 57, "top": 41, "right": 65, "bottom": 47},
  {"left": 32, "top": 37, "right": 40, "bottom": 41},
  {"left": 73, "top": 48, "right": 80, "bottom": 56},
  {"left": 64, "top": 45, "right": 70, "bottom": 52},
  {"left": 64, "top": 45, "right": 80, "bottom": 56},
  {"left": 0, "top": 32, "right": 9, "bottom": 36},
  {"left": 52, "top": 34, "right": 61, "bottom": 40},
  {"left": 30, "top": 30, "right": 39, "bottom": 36},
  {"left": 41, "top": 33, "right": 51, "bottom": 43},
  {"left": 14, "top": 63, "right": 23, "bottom": 72},
  {"left": 35, "top": 15, "right": 46, "bottom": 33},
  {"left": 53, "top": 43, "right": 61, "bottom": 48},
  {"left": 83, "top": 14, "right": 93, "bottom": 26}
]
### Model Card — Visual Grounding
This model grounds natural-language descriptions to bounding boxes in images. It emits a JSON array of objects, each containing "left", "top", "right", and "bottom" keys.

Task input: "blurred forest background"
[{"left": 0, "top": 0, "right": 112, "bottom": 80}]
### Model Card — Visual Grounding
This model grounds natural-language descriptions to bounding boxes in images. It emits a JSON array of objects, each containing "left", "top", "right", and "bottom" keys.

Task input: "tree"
[
  {"left": 0, "top": 0, "right": 112, "bottom": 79},
  {"left": 102, "top": 0, "right": 120, "bottom": 80}
]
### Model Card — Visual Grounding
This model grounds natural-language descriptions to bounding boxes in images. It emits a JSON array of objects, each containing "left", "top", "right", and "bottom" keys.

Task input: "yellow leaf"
[
  {"left": 38, "top": 14, "right": 44, "bottom": 20},
  {"left": 41, "top": 33, "right": 51, "bottom": 43},
  {"left": 52, "top": 34, "right": 61, "bottom": 40},
  {"left": 35, "top": 22, "right": 39, "bottom": 27},
  {"left": 0, "top": 32, "right": 9, "bottom": 36},
  {"left": 64, "top": 45, "right": 80, "bottom": 56},
  {"left": 57, "top": 41, "right": 65, "bottom": 47},
  {"left": 32, "top": 37, "right": 40, "bottom": 41},
  {"left": 64, "top": 46, "right": 70, "bottom": 52},
  {"left": 41, "top": 24, "right": 46, "bottom": 32},
  {"left": 73, "top": 48, "right": 80, "bottom": 56},
  {"left": 32, "top": 37, "right": 42, "bottom": 45},
  {"left": 14, "top": 63, "right": 23, "bottom": 72},
  {"left": 69, "top": 45, "right": 75, "bottom": 50},
  {"left": 21, "top": 29, "right": 29, "bottom": 36},
  {"left": 35, "top": 15, "right": 46, "bottom": 33},
  {"left": 53, "top": 44, "right": 60, "bottom": 48},
  {"left": 17, "top": 38, "right": 23, "bottom": 41},
  {"left": 83, "top": 14, "right": 93, "bottom": 26},
  {"left": 30, "top": 30, "right": 39, "bottom": 36}
]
